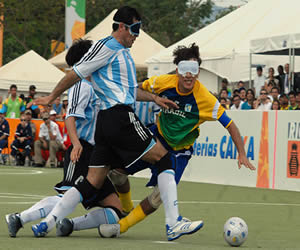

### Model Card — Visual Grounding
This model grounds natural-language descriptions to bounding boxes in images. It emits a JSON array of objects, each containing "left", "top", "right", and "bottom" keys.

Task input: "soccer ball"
[{"left": 223, "top": 217, "right": 248, "bottom": 247}]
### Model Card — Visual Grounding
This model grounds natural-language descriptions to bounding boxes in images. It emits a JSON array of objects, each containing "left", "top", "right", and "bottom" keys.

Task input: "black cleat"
[{"left": 5, "top": 213, "right": 23, "bottom": 237}]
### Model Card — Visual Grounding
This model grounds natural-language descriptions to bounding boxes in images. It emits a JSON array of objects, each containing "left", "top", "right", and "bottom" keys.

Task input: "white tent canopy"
[
  {"left": 0, "top": 50, "right": 65, "bottom": 93},
  {"left": 250, "top": 33, "right": 300, "bottom": 56},
  {"left": 49, "top": 9, "right": 165, "bottom": 69},
  {"left": 147, "top": 0, "right": 300, "bottom": 86}
]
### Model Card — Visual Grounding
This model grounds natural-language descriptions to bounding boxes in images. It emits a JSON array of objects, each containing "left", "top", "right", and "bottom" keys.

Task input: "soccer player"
[
  {"left": 98, "top": 43, "right": 256, "bottom": 239},
  {"left": 32, "top": 6, "right": 203, "bottom": 241},
  {"left": 5, "top": 39, "right": 122, "bottom": 238}
]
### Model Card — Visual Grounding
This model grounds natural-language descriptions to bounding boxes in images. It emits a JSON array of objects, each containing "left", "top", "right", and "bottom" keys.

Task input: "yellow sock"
[
  {"left": 118, "top": 191, "right": 134, "bottom": 213},
  {"left": 119, "top": 204, "right": 146, "bottom": 233}
]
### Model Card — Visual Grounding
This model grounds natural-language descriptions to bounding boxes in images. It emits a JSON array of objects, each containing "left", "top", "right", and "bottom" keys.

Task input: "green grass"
[{"left": 1, "top": 165, "right": 300, "bottom": 250}]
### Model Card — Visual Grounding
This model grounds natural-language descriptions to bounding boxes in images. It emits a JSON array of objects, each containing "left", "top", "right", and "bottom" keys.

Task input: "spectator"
[
  {"left": 34, "top": 112, "right": 66, "bottom": 168},
  {"left": 254, "top": 89, "right": 272, "bottom": 111},
  {"left": 296, "top": 91, "right": 300, "bottom": 108},
  {"left": 25, "top": 85, "right": 40, "bottom": 118},
  {"left": 2, "top": 84, "right": 26, "bottom": 118},
  {"left": 265, "top": 67, "right": 279, "bottom": 89},
  {"left": 241, "top": 89, "right": 255, "bottom": 110},
  {"left": 0, "top": 96, "right": 3, "bottom": 110},
  {"left": 25, "top": 109, "right": 36, "bottom": 139},
  {"left": 283, "top": 63, "right": 291, "bottom": 94},
  {"left": 253, "top": 65, "right": 266, "bottom": 97},
  {"left": 271, "top": 100, "right": 281, "bottom": 110},
  {"left": 275, "top": 65, "right": 285, "bottom": 94},
  {"left": 230, "top": 94, "right": 243, "bottom": 110},
  {"left": 61, "top": 96, "right": 68, "bottom": 117},
  {"left": 279, "top": 94, "right": 289, "bottom": 110},
  {"left": 10, "top": 114, "right": 32, "bottom": 166},
  {"left": 232, "top": 89, "right": 240, "bottom": 96},
  {"left": 52, "top": 97, "right": 63, "bottom": 120},
  {"left": 49, "top": 109, "right": 63, "bottom": 136},
  {"left": 288, "top": 91, "right": 298, "bottom": 110},
  {"left": 0, "top": 110, "right": 9, "bottom": 164},
  {"left": 237, "top": 80, "right": 245, "bottom": 89},
  {"left": 270, "top": 86, "right": 280, "bottom": 101},
  {"left": 221, "top": 78, "right": 232, "bottom": 97},
  {"left": 219, "top": 97, "right": 228, "bottom": 109},
  {"left": 239, "top": 87, "right": 247, "bottom": 101}
]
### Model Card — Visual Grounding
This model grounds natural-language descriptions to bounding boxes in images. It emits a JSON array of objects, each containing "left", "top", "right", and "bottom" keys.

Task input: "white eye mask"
[{"left": 177, "top": 60, "right": 199, "bottom": 77}]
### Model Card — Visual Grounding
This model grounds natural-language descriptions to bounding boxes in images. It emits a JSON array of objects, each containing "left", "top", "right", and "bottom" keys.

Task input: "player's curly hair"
[
  {"left": 173, "top": 43, "right": 202, "bottom": 66},
  {"left": 65, "top": 39, "right": 93, "bottom": 67}
]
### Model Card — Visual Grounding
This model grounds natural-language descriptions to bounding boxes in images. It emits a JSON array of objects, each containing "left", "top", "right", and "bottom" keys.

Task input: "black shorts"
[
  {"left": 90, "top": 105, "right": 155, "bottom": 169},
  {"left": 54, "top": 139, "right": 117, "bottom": 209}
]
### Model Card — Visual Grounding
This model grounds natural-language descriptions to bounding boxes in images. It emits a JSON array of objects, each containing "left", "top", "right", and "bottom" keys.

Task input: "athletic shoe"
[
  {"left": 32, "top": 222, "right": 48, "bottom": 237},
  {"left": 166, "top": 216, "right": 204, "bottom": 241},
  {"left": 5, "top": 213, "right": 23, "bottom": 237},
  {"left": 56, "top": 218, "right": 74, "bottom": 237},
  {"left": 98, "top": 223, "right": 120, "bottom": 238}
]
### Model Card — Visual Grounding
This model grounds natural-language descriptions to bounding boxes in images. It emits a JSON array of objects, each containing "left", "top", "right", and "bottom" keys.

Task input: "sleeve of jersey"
[
  {"left": 218, "top": 111, "right": 232, "bottom": 128},
  {"left": 66, "top": 81, "right": 90, "bottom": 119},
  {"left": 73, "top": 41, "right": 115, "bottom": 79},
  {"left": 15, "top": 124, "right": 21, "bottom": 137},
  {"left": 141, "top": 76, "right": 160, "bottom": 94}
]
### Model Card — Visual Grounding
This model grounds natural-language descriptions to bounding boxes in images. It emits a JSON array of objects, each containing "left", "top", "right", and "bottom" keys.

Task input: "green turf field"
[{"left": 1, "top": 165, "right": 300, "bottom": 250}]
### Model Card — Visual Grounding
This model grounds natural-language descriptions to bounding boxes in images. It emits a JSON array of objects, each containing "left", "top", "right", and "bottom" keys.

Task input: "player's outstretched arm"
[
  {"left": 226, "top": 121, "right": 256, "bottom": 170},
  {"left": 34, "top": 71, "right": 80, "bottom": 106},
  {"left": 136, "top": 88, "right": 179, "bottom": 109}
]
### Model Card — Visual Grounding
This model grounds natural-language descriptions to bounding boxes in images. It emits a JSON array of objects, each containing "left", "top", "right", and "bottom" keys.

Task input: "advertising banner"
[{"left": 65, "top": 0, "right": 85, "bottom": 49}]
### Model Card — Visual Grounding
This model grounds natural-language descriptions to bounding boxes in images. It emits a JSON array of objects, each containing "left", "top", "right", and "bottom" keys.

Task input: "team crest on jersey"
[{"left": 184, "top": 104, "right": 192, "bottom": 112}]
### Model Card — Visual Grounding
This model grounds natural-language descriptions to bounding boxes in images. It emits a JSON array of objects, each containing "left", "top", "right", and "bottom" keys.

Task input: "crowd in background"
[
  {"left": 216, "top": 63, "right": 300, "bottom": 111},
  {"left": 0, "top": 84, "right": 70, "bottom": 168},
  {"left": 0, "top": 64, "right": 299, "bottom": 168}
]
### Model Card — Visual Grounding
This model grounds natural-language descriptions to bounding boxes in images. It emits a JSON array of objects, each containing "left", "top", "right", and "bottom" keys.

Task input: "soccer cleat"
[
  {"left": 166, "top": 216, "right": 204, "bottom": 241},
  {"left": 32, "top": 222, "right": 48, "bottom": 237},
  {"left": 5, "top": 213, "right": 23, "bottom": 237},
  {"left": 98, "top": 223, "right": 120, "bottom": 238},
  {"left": 56, "top": 218, "right": 74, "bottom": 237}
]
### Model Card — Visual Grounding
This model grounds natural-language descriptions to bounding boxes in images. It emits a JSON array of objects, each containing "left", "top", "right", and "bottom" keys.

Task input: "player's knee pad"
[
  {"left": 75, "top": 178, "right": 99, "bottom": 203},
  {"left": 108, "top": 169, "right": 128, "bottom": 186},
  {"left": 147, "top": 186, "right": 162, "bottom": 209},
  {"left": 155, "top": 152, "right": 176, "bottom": 174}
]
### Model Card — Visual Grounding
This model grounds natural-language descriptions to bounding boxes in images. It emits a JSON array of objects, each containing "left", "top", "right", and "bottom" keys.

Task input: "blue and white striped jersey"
[
  {"left": 66, "top": 79, "right": 100, "bottom": 146},
  {"left": 73, "top": 36, "right": 138, "bottom": 110},
  {"left": 135, "top": 101, "right": 160, "bottom": 126}
]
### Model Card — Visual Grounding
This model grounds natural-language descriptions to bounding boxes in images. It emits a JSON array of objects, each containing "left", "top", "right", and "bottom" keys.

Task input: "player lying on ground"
[
  {"left": 32, "top": 6, "right": 203, "bottom": 241},
  {"left": 5, "top": 39, "right": 123, "bottom": 238},
  {"left": 57, "top": 43, "right": 256, "bottom": 240}
]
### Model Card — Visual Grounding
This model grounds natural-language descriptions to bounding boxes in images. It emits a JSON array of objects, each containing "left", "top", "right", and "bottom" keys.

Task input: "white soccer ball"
[{"left": 223, "top": 217, "right": 248, "bottom": 247}]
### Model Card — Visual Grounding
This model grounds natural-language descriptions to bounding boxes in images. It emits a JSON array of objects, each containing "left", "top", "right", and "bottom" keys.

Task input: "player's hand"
[
  {"left": 153, "top": 95, "right": 179, "bottom": 109},
  {"left": 237, "top": 154, "right": 256, "bottom": 170},
  {"left": 32, "top": 96, "right": 53, "bottom": 106},
  {"left": 71, "top": 142, "right": 83, "bottom": 163}
]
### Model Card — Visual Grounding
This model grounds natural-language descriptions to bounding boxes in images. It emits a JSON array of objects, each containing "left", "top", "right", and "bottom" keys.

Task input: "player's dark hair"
[
  {"left": 112, "top": 6, "right": 141, "bottom": 32},
  {"left": 10, "top": 84, "right": 17, "bottom": 90},
  {"left": 65, "top": 39, "right": 93, "bottom": 67},
  {"left": 173, "top": 43, "right": 202, "bottom": 66}
]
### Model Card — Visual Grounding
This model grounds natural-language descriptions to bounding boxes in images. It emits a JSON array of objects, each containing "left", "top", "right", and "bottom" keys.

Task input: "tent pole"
[
  {"left": 249, "top": 51, "right": 252, "bottom": 89},
  {"left": 289, "top": 46, "right": 292, "bottom": 92},
  {"left": 292, "top": 47, "right": 295, "bottom": 89}
]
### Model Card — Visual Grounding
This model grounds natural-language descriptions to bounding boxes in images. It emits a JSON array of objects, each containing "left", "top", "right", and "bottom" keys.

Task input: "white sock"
[
  {"left": 72, "top": 208, "right": 119, "bottom": 231},
  {"left": 20, "top": 196, "right": 61, "bottom": 225},
  {"left": 157, "top": 170, "right": 179, "bottom": 227},
  {"left": 42, "top": 187, "right": 81, "bottom": 231}
]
